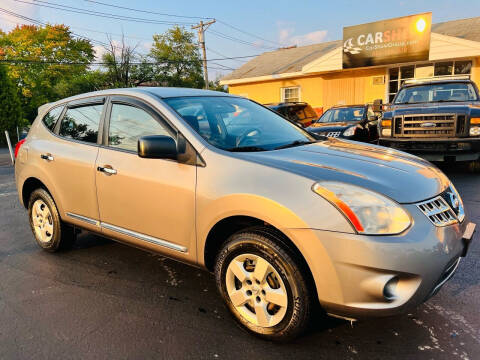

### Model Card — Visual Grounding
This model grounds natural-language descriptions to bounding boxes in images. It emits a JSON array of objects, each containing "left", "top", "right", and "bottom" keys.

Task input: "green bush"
[{"left": 0, "top": 64, "right": 24, "bottom": 145}]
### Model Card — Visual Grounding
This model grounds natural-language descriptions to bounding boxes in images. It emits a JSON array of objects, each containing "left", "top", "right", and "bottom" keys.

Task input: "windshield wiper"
[
  {"left": 274, "top": 140, "right": 316, "bottom": 150},
  {"left": 434, "top": 99, "right": 469, "bottom": 102},
  {"left": 227, "top": 146, "right": 268, "bottom": 152}
]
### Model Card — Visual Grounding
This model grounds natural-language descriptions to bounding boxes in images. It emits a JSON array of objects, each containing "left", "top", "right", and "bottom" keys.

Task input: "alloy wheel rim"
[
  {"left": 31, "top": 199, "right": 54, "bottom": 243},
  {"left": 225, "top": 253, "right": 288, "bottom": 328}
]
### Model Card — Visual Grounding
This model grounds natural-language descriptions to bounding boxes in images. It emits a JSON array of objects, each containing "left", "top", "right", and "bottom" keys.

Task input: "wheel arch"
[
  {"left": 202, "top": 215, "right": 319, "bottom": 302},
  {"left": 21, "top": 177, "right": 63, "bottom": 215}
]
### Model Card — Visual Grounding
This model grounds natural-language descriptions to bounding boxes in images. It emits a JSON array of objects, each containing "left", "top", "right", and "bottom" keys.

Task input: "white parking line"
[{"left": 0, "top": 192, "right": 17, "bottom": 197}]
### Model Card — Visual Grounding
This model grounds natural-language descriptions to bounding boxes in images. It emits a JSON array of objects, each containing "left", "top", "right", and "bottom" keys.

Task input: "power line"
[
  {"left": 208, "top": 29, "right": 277, "bottom": 50},
  {"left": 83, "top": 0, "right": 212, "bottom": 20},
  {"left": 13, "top": 0, "right": 196, "bottom": 25},
  {"left": 81, "top": 0, "right": 281, "bottom": 49},
  {"left": 59, "top": 24, "right": 152, "bottom": 42},
  {"left": 0, "top": 58, "right": 248, "bottom": 65},
  {"left": 0, "top": 7, "right": 109, "bottom": 47},
  {"left": 216, "top": 19, "right": 282, "bottom": 47},
  {"left": 0, "top": 8, "right": 262, "bottom": 62},
  {"left": 206, "top": 47, "right": 249, "bottom": 64},
  {"left": 10, "top": 0, "right": 278, "bottom": 52},
  {"left": 208, "top": 62, "right": 234, "bottom": 70},
  {"left": 0, "top": 60, "right": 230, "bottom": 71}
]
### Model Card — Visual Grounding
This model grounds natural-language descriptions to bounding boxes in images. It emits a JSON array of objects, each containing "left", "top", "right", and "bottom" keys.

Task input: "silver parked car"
[{"left": 14, "top": 88, "right": 476, "bottom": 341}]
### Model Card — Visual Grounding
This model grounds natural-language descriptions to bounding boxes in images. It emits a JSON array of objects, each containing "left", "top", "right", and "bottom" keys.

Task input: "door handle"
[
  {"left": 40, "top": 153, "right": 54, "bottom": 161},
  {"left": 97, "top": 165, "right": 117, "bottom": 175}
]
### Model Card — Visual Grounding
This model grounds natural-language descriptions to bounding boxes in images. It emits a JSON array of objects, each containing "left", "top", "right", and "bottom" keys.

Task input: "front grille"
[
  {"left": 393, "top": 114, "right": 458, "bottom": 138},
  {"left": 416, "top": 196, "right": 458, "bottom": 227},
  {"left": 326, "top": 131, "right": 341, "bottom": 138}
]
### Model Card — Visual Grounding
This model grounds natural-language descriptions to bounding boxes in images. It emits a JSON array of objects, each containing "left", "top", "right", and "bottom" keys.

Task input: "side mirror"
[
  {"left": 138, "top": 135, "right": 177, "bottom": 159},
  {"left": 372, "top": 99, "right": 383, "bottom": 113}
]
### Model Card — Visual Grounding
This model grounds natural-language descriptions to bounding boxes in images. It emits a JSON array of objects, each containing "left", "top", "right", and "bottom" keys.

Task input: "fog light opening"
[{"left": 383, "top": 276, "right": 399, "bottom": 301}]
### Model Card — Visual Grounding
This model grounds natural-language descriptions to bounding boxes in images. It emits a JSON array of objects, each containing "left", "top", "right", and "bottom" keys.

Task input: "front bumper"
[
  {"left": 287, "top": 205, "right": 475, "bottom": 319},
  {"left": 379, "top": 137, "right": 480, "bottom": 162}
]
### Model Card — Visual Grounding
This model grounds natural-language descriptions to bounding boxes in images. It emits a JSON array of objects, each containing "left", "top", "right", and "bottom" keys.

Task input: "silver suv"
[{"left": 15, "top": 88, "right": 476, "bottom": 340}]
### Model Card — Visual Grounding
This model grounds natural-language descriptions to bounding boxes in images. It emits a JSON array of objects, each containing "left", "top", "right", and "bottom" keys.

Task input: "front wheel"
[{"left": 214, "top": 228, "right": 312, "bottom": 341}]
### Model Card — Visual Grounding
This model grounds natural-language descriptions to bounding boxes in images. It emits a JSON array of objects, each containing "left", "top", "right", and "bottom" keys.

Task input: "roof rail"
[{"left": 403, "top": 75, "right": 470, "bottom": 84}]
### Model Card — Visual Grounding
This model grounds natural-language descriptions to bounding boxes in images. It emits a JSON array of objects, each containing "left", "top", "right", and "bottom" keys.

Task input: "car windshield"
[
  {"left": 164, "top": 96, "right": 315, "bottom": 151},
  {"left": 319, "top": 107, "right": 365, "bottom": 123},
  {"left": 394, "top": 82, "right": 478, "bottom": 104}
]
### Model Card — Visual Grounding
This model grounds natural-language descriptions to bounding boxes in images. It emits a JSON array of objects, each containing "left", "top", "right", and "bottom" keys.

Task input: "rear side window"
[
  {"left": 42, "top": 106, "right": 63, "bottom": 131},
  {"left": 304, "top": 106, "right": 317, "bottom": 118},
  {"left": 108, "top": 103, "right": 172, "bottom": 152},
  {"left": 59, "top": 104, "right": 103, "bottom": 143}
]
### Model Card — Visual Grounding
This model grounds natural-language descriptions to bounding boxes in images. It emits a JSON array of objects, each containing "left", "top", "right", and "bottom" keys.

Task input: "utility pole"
[{"left": 192, "top": 19, "right": 216, "bottom": 89}]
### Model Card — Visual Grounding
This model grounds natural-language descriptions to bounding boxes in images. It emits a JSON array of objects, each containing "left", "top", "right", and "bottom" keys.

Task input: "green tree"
[
  {"left": 101, "top": 36, "right": 154, "bottom": 88},
  {"left": 150, "top": 26, "right": 204, "bottom": 88},
  {"left": 54, "top": 70, "right": 108, "bottom": 99},
  {"left": 0, "top": 24, "right": 94, "bottom": 122},
  {"left": 208, "top": 79, "right": 227, "bottom": 92},
  {"left": 0, "top": 64, "right": 23, "bottom": 144}
]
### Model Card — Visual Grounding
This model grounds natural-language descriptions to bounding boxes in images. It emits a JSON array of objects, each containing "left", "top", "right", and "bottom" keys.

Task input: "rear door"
[
  {"left": 95, "top": 96, "right": 196, "bottom": 259},
  {"left": 47, "top": 97, "right": 105, "bottom": 230}
]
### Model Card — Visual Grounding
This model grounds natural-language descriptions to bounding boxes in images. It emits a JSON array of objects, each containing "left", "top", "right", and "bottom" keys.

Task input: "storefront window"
[
  {"left": 400, "top": 66, "right": 415, "bottom": 80},
  {"left": 455, "top": 61, "right": 472, "bottom": 74},
  {"left": 434, "top": 62, "right": 453, "bottom": 76},
  {"left": 281, "top": 87, "right": 300, "bottom": 103},
  {"left": 388, "top": 60, "right": 472, "bottom": 103}
]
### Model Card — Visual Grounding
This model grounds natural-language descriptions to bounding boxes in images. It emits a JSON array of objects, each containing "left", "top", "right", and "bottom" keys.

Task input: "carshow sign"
[{"left": 343, "top": 13, "right": 432, "bottom": 69}]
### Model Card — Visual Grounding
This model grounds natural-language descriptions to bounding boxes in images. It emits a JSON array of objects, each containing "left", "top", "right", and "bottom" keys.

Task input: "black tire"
[
  {"left": 214, "top": 227, "right": 312, "bottom": 341},
  {"left": 28, "top": 188, "right": 74, "bottom": 252}
]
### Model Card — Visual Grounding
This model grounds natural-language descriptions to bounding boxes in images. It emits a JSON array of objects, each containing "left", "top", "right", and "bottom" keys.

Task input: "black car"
[
  {"left": 265, "top": 102, "right": 318, "bottom": 127},
  {"left": 307, "top": 104, "right": 380, "bottom": 143},
  {"left": 379, "top": 79, "right": 480, "bottom": 171}
]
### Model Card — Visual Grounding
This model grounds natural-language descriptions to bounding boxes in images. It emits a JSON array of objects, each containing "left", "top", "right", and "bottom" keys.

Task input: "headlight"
[
  {"left": 470, "top": 126, "right": 480, "bottom": 136},
  {"left": 312, "top": 181, "right": 411, "bottom": 235},
  {"left": 343, "top": 125, "right": 357, "bottom": 137},
  {"left": 381, "top": 128, "right": 392, "bottom": 137}
]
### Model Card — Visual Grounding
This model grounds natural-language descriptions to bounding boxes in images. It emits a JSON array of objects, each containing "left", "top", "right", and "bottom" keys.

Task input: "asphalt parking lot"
[{"left": 0, "top": 148, "right": 479, "bottom": 360}]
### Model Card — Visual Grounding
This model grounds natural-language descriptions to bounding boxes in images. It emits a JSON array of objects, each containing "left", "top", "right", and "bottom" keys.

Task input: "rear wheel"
[
  {"left": 215, "top": 228, "right": 312, "bottom": 341},
  {"left": 28, "top": 188, "right": 74, "bottom": 252}
]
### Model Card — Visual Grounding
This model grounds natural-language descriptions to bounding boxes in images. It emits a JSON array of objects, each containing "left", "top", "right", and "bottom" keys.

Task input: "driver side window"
[
  {"left": 320, "top": 110, "right": 332, "bottom": 123},
  {"left": 108, "top": 103, "right": 172, "bottom": 152}
]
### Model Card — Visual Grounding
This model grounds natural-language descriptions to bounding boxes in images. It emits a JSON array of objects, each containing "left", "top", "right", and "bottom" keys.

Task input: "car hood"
[
  {"left": 241, "top": 139, "right": 450, "bottom": 203},
  {"left": 388, "top": 101, "right": 478, "bottom": 115},
  {"left": 309, "top": 121, "right": 359, "bottom": 129}
]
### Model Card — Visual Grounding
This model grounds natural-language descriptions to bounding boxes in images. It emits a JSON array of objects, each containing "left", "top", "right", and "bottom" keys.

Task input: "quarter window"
[
  {"left": 42, "top": 106, "right": 64, "bottom": 131},
  {"left": 281, "top": 87, "right": 300, "bottom": 103},
  {"left": 59, "top": 104, "right": 103, "bottom": 143},
  {"left": 108, "top": 103, "right": 171, "bottom": 152}
]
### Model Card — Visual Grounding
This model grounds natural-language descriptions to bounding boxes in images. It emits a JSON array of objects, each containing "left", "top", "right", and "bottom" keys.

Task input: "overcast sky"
[{"left": 1, "top": 0, "right": 479, "bottom": 79}]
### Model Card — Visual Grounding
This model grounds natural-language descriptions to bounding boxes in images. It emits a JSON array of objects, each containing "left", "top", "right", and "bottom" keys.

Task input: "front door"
[{"left": 95, "top": 97, "right": 196, "bottom": 257}]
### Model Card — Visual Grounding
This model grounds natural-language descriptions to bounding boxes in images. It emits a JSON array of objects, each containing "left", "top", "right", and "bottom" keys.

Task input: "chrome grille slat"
[
  {"left": 393, "top": 114, "right": 458, "bottom": 138},
  {"left": 326, "top": 131, "right": 341, "bottom": 138},
  {"left": 417, "top": 196, "right": 458, "bottom": 227}
]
